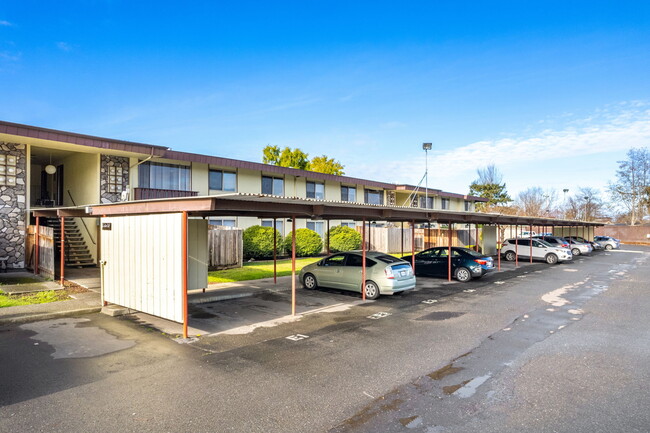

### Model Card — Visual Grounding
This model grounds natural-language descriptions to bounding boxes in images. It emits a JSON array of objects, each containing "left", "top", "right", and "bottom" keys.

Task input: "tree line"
[{"left": 469, "top": 147, "right": 650, "bottom": 225}]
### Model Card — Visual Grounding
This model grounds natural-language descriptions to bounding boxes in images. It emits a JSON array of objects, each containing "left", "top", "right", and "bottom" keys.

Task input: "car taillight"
[
  {"left": 562, "top": 243, "right": 568, "bottom": 248},
  {"left": 384, "top": 267, "right": 395, "bottom": 279},
  {"left": 474, "top": 259, "right": 488, "bottom": 265}
]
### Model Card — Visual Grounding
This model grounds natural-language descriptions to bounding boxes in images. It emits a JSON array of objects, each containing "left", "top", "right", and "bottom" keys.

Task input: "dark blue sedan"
[{"left": 402, "top": 247, "right": 495, "bottom": 282}]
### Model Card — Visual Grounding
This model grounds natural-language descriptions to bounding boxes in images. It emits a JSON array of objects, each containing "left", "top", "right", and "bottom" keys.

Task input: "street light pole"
[{"left": 423, "top": 143, "right": 432, "bottom": 209}]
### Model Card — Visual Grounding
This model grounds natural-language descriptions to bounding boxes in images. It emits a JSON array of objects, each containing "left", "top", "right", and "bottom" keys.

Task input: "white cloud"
[
  {"left": 349, "top": 102, "right": 650, "bottom": 193},
  {"left": 0, "top": 20, "right": 12, "bottom": 27},
  {"left": 56, "top": 42, "right": 72, "bottom": 52}
]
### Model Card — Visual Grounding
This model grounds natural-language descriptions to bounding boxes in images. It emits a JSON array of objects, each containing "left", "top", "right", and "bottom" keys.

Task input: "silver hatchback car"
[{"left": 300, "top": 251, "right": 416, "bottom": 299}]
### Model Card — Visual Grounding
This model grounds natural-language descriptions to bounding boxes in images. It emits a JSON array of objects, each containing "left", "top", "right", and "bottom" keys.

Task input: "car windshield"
[{"left": 374, "top": 254, "right": 404, "bottom": 264}]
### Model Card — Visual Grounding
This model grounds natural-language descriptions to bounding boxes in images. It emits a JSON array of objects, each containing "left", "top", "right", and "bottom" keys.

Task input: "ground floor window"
[
  {"left": 307, "top": 221, "right": 324, "bottom": 237},
  {"left": 340, "top": 221, "right": 356, "bottom": 228},
  {"left": 209, "top": 218, "right": 236, "bottom": 227},
  {"left": 261, "top": 219, "right": 284, "bottom": 235}
]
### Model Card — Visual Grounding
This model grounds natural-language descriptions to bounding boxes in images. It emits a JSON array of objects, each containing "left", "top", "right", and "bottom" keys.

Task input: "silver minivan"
[{"left": 501, "top": 238, "right": 573, "bottom": 264}]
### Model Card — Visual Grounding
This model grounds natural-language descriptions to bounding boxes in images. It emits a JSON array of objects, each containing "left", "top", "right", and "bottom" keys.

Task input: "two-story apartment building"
[{"left": 0, "top": 121, "right": 485, "bottom": 269}]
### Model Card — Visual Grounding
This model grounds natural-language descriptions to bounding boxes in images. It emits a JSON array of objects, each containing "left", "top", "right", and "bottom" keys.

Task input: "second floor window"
[
  {"left": 441, "top": 198, "right": 450, "bottom": 210},
  {"left": 209, "top": 170, "right": 236, "bottom": 191},
  {"left": 420, "top": 196, "right": 434, "bottom": 209},
  {"left": 262, "top": 176, "right": 284, "bottom": 195},
  {"left": 138, "top": 161, "right": 190, "bottom": 191},
  {"left": 306, "top": 181, "right": 325, "bottom": 199},
  {"left": 464, "top": 200, "right": 472, "bottom": 211},
  {"left": 364, "top": 189, "right": 383, "bottom": 205},
  {"left": 341, "top": 186, "right": 356, "bottom": 202}
]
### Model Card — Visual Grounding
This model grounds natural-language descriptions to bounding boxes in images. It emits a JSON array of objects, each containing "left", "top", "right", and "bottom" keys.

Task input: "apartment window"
[
  {"left": 341, "top": 222, "right": 356, "bottom": 228},
  {"left": 261, "top": 219, "right": 284, "bottom": 235},
  {"left": 209, "top": 219, "right": 236, "bottom": 227},
  {"left": 262, "top": 176, "right": 284, "bottom": 195},
  {"left": 464, "top": 200, "right": 472, "bottom": 211},
  {"left": 341, "top": 186, "right": 356, "bottom": 202},
  {"left": 138, "top": 161, "right": 190, "bottom": 191},
  {"left": 364, "top": 189, "right": 383, "bottom": 205},
  {"left": 306, "top": 181, "right": 325, "bottom": 199},
  {"left": 307, "top": 221, "right": 324, "bottom": 237},
  {"left": 209, "top": 170, "right": 237, "bottom": 191},
  {"left": 420, "top": 196, "right": 434, "bottom": 209},
  {"left": 441, "top": 198, "right": 450, "bottom": 210}
]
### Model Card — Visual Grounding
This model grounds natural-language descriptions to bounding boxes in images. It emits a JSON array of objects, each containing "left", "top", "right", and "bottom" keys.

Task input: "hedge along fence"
[
  {"left": 283, "top": 228, "right": 323, "bottom": 257},
  {"left": 243, "top": 225, "right": 283, "bottom": 259},
  {"left": 327, "top": 225, "right": 362, "bottom": 252}
]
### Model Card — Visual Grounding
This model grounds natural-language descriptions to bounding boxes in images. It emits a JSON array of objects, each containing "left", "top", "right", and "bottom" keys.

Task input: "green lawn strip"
[
  {"left": 0, "top": 289, "right": 69, "bottom": 308},
  {"left": 0, "top": 276, "right": 44, "bottom": 286},
  {"left": 208, "top": 257, "right": 321, "bottom": 283}
]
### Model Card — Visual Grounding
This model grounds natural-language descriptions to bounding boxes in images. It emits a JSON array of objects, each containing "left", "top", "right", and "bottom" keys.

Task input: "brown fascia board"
[
  {"left": 163, "top": 149, "right": 396, "bottom": 190},
  {"left": 0, "top": 120, "right": 169, "bottom": 156}
]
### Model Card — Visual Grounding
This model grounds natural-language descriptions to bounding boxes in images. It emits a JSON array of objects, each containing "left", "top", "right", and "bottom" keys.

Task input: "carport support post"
[
  {"left": 497, "top": 224, "right": 501, "bottom": 271},
  {"left": 448, "top": 222, "right": 452, "bottom": 281},
  {"left": 273, "top": 218, "right": 277, "bottom": 285},
  {"left": 291, "top": 216, "right": 297, "bottom": 315},
  {"left": 515, "top": 224, "right": 519, "bottom": 268},
  {"left": 34, "top": 216, "right": 40, "bottom": 275},
  {"left": 60, "top": 216, "right": 65, "bottom": 286},
  {"left": 475, "top": 225, "right": 479, "bottom": 252},
  {"left": 529, "top": 224, "right": 533, "bottom": 263},
  {"left": 362, "top": 218, "right": 367, "bottom": 301},
  {"left": 401, "top": 222, "right": 404, "bottom": 257},
  {"left": 182, "top": 211, "right": 189, "bottom": 339},
  {"left": 411, "top": 221, "right": 415, "bottom": 271},
  {"left": 326, "top": 219, "right": 330, "bottom": 255}
]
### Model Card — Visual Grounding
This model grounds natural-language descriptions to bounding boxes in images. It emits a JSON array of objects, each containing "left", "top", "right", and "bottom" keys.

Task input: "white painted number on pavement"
[
  {"left": 286, "top": 334, "right": 309, "bottom": 341},
  {"left": 422, "top": 299, "right": 438, "bottom": 304},
  {"left": 367, "top": 312, "right": 392, "bottom": 320}
]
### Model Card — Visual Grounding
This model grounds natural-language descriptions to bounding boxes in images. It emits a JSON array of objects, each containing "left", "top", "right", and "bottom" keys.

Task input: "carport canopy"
[{"left": 32, "top": 193, "right": 602, "bottom": 337}]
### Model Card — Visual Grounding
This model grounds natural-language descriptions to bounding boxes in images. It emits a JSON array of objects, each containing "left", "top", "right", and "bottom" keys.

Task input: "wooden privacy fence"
[
  {"left": 26, "top": 225, "right": 56, "bottom": 279},
  {"left": 357, "top": 226, "right": 478, "bottom": 253},
  {"left": 208, "top": 225, "right": 243, "bottom": 270}
]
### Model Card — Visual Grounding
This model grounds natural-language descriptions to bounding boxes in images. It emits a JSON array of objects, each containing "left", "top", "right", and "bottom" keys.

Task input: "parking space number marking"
[
  {"left": 367, "top": 312, "right": 392, "bottom": 320},
  {"left": 286, "top": 334, "right": 309, "bottom": 341}
]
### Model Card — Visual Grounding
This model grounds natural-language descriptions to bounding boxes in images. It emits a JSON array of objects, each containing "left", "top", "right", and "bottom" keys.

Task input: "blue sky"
[{"left": 1, "top": 1, "right": 650, "bottom": 201}]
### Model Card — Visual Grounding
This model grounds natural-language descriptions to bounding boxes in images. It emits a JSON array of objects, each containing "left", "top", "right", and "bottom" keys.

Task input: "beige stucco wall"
[{"left": 191, "top": 162, "right": 209, "bottom": 195}]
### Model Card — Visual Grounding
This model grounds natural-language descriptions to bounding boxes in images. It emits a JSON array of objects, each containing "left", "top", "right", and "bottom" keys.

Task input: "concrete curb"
[
  {"left": 189, "top": 286, "right": 292, "bottom": 304},
  {"left": 0, "top": 307, "right": 102, "bottom": 326}
]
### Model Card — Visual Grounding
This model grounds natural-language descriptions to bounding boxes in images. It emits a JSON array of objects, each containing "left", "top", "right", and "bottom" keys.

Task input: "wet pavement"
[{"left": 0, "top": 248, "right": 648, "bottom": 433}]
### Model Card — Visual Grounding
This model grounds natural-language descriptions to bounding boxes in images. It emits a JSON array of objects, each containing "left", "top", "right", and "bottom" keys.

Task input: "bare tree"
[
  {"left": 608, "top": 147, "right": 650, "bottom": 225},
  {"left": 515, "top": 187, "right": 558, "bottom": 217},
  {"left": 564, "top": 187, "right": 604, "bottom": 221}
]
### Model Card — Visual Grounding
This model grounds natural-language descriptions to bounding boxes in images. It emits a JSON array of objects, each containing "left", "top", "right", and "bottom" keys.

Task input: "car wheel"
[
  {"left": 455, "top": 267, "right": 472, "bottom": 282},
  {"left": 605, "top": 244, "right": 613, "bottom": 250},
  {"left": 545, "top": 253, "right": 558, "bottom": 264},
  {"left": 571, "top": 248, "right": 581, "bottom": 256},
  {"left": 303, "top": 273, "right": 318, "bottom": 290},
  {"left": 505, "top": 251, "right": 516, "bottom": 261},
  {"left": 364, "top": 281, "right": 380, "bottom": 300}
]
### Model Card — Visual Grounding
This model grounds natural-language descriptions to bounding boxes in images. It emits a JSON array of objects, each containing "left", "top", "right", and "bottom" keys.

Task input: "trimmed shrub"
[
  {"left": 243, "top": 225, "right": 282, "bottom": 259},
  {"left": 283, "top": 228, "right": 323, "bottom": 257},
  {"left": 327, "top": 225, "right": 362, "bottom": 252}
]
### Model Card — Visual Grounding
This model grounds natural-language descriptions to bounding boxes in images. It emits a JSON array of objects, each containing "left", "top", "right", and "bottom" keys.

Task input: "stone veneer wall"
[
  {"left": 0, "top": 142, "right": 26, "bottom": 268},
  {"left": 100, "top": 155, "right": 129, "bottom": 203}
]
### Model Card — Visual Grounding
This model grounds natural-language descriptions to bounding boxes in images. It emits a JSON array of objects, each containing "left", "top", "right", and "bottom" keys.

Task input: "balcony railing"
[{"left": 133, "top": 187, "right": 199, "bottom": 200}]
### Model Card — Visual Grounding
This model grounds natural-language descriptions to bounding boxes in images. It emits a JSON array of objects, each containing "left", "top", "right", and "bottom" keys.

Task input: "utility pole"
[{"left": 423, "top": 143, "right": 432, "bottom": 208}]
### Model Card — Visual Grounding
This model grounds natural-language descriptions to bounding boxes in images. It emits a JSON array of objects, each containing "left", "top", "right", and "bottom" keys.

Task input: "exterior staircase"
[{"left": 44, "top": 217, "right": 96, "bottom": 268}]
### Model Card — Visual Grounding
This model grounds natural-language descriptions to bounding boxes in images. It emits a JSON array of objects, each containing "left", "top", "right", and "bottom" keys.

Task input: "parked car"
[
  {"left": 533, "top": 234, "right": 592, "bottom": 255},
  {"left": 594, "top": 235, "right": 621, "bottom": 250},
  {"left": 501, "top": 238, "right": 572, "bottom": 264},
  {"left": 300, "top": 251, "right": 415, "bottom": 299},
  {"left": 563, "top": 238, "right": 593, "bottom": 256},
  {"left": 564, "top": 236, "right": 603, "bottom": 251},
  {"left": 401, "top": 246, "right": 494, "bottom": 282},
  {"left": 533, "top": 235, "right": 570, "bottom": 249}
]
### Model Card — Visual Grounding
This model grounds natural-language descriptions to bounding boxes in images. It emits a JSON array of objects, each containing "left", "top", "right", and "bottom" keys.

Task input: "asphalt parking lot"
[{"left": 1, "top": 247, "right": 649, "bottom": 433}]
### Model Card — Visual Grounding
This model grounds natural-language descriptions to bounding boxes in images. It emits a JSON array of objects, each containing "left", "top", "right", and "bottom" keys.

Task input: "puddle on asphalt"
[
  {"left": 417, "top": 311, "right": 465, "bottom": 321},
  {"left": 20, "top": 318, "right": 135, "bottom": 359},
  {"left": 427, "top": 363, "right": 464, "bottom": 380},
  {"left": 399, "top": 415, "right": 423, "bottom": 428},
  {"left": 443, "top": 380, "right": 470, "bottom": 395},
  {"left": 453, "top": 374, "right": 492, "bottom": 398}
]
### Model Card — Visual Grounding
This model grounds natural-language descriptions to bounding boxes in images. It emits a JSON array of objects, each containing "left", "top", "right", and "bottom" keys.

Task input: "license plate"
[{"left": 400, "top": 271, "right": 406, "bottom": 277}]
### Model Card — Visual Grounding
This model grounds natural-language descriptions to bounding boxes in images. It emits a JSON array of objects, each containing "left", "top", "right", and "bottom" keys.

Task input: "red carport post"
[
  {"left": 529, "top": 224, "right": 533, "bottom": 263},
  {"left": 401, "top": 222, "right": 404, "bottom": 257},
  {"left": 411, "top": 221, "right": 415, "bottom": 271},
  {"left": 448, "top": 222, "right": 452, "bottom": 281},
  {"left": 59, "top": 216, "right": 65, "bottom": 286},
  {"left": 361, "top": 218, "right": 367, "bottom": 301},
  {"left": 34, "top": 216, "right": 40, "bottom": 275},
  {"left": 273, "top": 218, "right": 277, "bottom": 285},
  {"left": 182, "top": 211, "right": 188, "bottom": 339},
  {"left": 291, "top": 216, "right": 297, "bottom": 315},
  {"left": 326, "top": 219, "right": 330, "bottom": 255}
]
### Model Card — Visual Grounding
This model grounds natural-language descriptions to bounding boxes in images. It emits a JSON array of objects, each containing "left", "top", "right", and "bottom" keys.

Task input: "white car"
[
  {"left": 564, "top": 239, "right": 593, "bottom": 256},
  {"left": 594, "top": 236, "right": 621, "bottom": 250},
  {"left": 501, "top": 238, "right": 572, "bottom": 264}
]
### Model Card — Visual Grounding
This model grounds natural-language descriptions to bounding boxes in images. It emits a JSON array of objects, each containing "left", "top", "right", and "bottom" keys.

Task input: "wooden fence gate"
[
  {"left": 26, "top": 225, "right": 56, "bottom": 279},
  {"left": 208, "top": 225, "right": 243, "bottom": 270}
]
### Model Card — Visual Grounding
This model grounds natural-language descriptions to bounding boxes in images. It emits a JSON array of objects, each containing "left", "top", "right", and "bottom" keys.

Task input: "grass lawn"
[
  {"left": 0, "top": 289, "right": 68, "bottom": 308},
  {"left": 208, "top": 257, "right": 321, "bottom": 283}
]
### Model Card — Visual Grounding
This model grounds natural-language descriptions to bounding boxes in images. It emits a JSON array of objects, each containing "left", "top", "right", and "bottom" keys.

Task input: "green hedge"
[
  {"left": 283, "top": 228, "right": 323, "bottom": 257},
  {"left": 327, "top": 225, "right": 361, "bottom": 252},
  {"left": 243, "top": 225, "right": 282, "bottom": 259}
]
